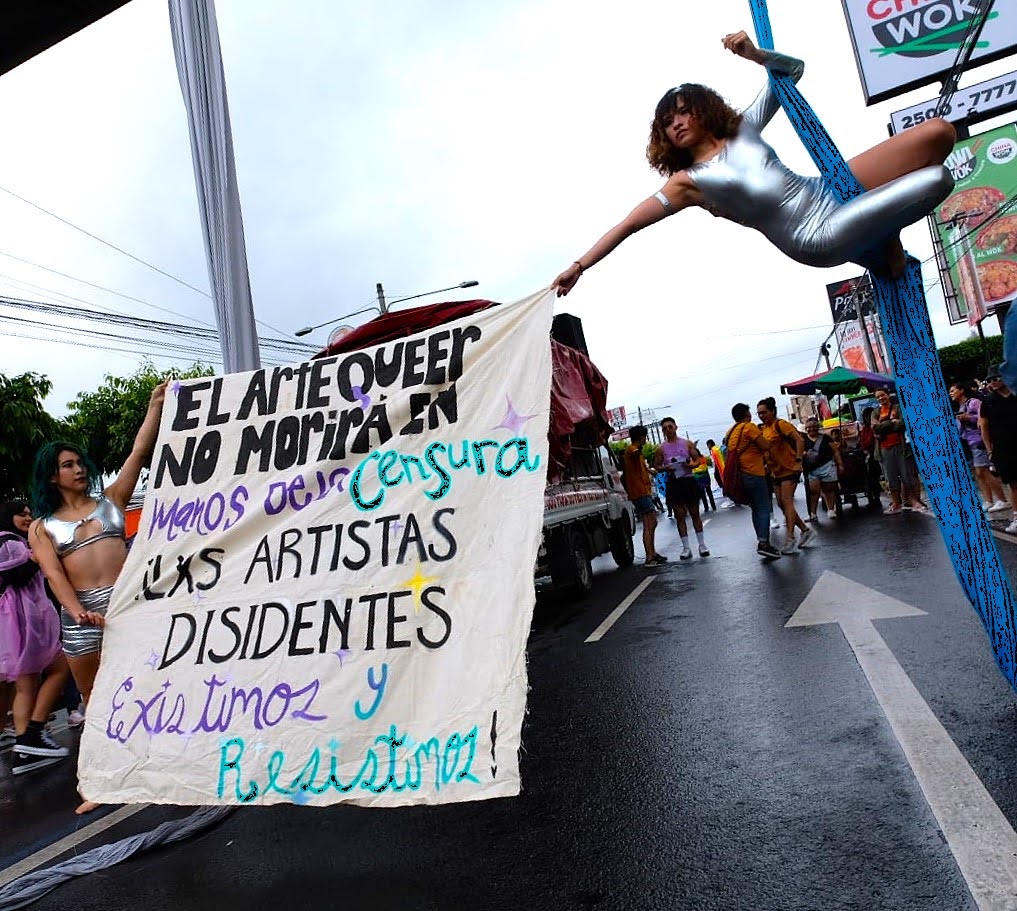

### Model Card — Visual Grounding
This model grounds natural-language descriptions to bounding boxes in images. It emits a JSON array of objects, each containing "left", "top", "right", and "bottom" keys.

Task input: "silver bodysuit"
[
  {"left": 41, "top": 496, "right": 126, "bottom": 557},
  {"left": 677, "top": 50, "right": 954, "bottom": 269},
  {"left": 41, "top": 497, "right": 125, "bottom": 658}
]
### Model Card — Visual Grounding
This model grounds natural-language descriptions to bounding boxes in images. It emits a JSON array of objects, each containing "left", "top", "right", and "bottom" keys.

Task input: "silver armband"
[{"left": 654, "top": 190, "right": 673, "bottom": 211}]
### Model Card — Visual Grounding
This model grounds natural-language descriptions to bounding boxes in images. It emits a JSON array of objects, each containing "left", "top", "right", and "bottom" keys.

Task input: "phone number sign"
[{"left": 890, "top": 70, "right": 1017, "bottom": 134}]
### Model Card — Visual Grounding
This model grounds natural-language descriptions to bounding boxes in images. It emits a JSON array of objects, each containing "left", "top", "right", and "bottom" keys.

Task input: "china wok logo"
[
  {"left": 987, "top": 138, "right": 1017, "bottom": 166},
  {"left": 865, "top": 1, "right": 999, "bottom": 59}
]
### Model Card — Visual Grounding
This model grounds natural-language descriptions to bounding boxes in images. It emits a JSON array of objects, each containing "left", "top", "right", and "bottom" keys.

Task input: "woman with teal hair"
[{"left": 28, "top": 381, "right": 166, "bottom": 813}]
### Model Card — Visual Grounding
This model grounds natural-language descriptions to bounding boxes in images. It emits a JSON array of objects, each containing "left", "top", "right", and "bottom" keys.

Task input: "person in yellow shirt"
[
  {"left": 757, "top": 397, "right": 814, "bottom": 553},
  {"left": 724, "top": 403, "right": 779, "bottom": 559},
  {"left": 623, "top": 425, "right": 667, "bottom": 566}
]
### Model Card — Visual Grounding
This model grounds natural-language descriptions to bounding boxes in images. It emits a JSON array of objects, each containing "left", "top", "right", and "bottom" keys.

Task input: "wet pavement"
[{"left": 3, "top": 491, "right": 1017, "bottom": 910}]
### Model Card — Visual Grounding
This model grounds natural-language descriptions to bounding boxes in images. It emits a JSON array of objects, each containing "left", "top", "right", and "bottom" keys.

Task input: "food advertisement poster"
[{"left": 935, "top": 123, "right": 1017, "bottom": 322}]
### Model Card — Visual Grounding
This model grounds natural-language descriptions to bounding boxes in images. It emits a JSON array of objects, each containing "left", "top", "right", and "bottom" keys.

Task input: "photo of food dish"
[
  {"left": 939, "top": 186, "right": 1006, "bottom": 227},
  {"left": 976, "top": 214, "right": 1017, "bottom": 255},
  {"left": 977, "top": 259, "right": 1017, "bottom": 303}
]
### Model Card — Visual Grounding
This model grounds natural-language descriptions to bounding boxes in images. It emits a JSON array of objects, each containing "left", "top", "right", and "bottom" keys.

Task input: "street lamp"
[{"left": 294, "top": 280, "right": 479, "bottom": 337}]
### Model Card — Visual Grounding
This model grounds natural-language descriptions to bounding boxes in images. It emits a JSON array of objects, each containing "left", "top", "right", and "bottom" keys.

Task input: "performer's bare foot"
[
  {"left": 868, "top": 236, "right": 907, "bottom": 280},
  {"left": 886, "top": 236, "right": 907, "bottom": 279},
  {"left": 76, "top": 800, "right": 101, "bottom": 815}
]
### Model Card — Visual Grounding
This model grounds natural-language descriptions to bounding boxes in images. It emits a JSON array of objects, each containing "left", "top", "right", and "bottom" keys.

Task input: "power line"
[{"left": 0, "top": 183, "right": 211, "bottom": 298}]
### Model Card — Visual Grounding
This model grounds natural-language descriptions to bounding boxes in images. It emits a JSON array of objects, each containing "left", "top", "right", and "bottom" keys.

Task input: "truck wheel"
[
  {"left": 550, "top": 529, "right": 594, "bottom": 597},
  {"left": 609, "top": 514, "right": 634, "bottom": 568}
]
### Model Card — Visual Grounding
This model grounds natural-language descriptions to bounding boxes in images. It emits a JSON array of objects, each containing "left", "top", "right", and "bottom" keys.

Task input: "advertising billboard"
[
  {"left": 933, "top": 123, "right": 1017, "bottom": 323},
  {"left": 826, "top": 275, "right": 889, "bottom": 372},
  {"left": 841, "top": 1, "right": 1017, "bottom": 105}
]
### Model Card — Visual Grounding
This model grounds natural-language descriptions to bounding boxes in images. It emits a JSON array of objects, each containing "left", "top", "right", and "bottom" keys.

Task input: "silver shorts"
[{"left": 61, "top": 585, "right": 112, "bottom": 658}]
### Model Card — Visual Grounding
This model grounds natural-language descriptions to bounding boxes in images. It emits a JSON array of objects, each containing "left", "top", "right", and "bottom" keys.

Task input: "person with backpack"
[
  {"left": 757, "top": 397, "right": 814, "bottom": 553},
  {"left": 0, "top": 500, "right": 72, "bottom": 776},
  {"left": 723, "top": 403, "right": 780, "bottom": 559}
]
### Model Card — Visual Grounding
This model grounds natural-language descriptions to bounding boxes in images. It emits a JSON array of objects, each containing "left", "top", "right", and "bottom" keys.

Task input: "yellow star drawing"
[{"left": 400, "top": 563, "right": 439, "bottom": 615}]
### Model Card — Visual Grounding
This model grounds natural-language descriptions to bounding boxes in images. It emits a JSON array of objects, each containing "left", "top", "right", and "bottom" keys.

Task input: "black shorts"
[
  {"left": 666, "top": 475, "right": 702, "bottom": 508},
  {"left": 994, "top": 457, "right": 1017, "bottom": 486}
]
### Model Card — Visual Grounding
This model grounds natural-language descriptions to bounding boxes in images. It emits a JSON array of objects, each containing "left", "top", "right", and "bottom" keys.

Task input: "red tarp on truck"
[{"left": 312, "top": 299, "right": 613, "bottom": 483}]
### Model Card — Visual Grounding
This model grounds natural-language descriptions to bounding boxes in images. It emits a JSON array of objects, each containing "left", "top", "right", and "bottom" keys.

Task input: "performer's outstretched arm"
[{"left": 552, "top": 181, "right": 693, "bottom": 296}]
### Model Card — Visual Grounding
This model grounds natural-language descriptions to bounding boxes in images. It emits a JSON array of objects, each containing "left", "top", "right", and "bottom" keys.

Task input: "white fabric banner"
[
  {"left": 168, "top": 0, "right": 261, "bottom": 373},
  {"left": 80, "top": 291, "right": 554, "bottom": 807}
]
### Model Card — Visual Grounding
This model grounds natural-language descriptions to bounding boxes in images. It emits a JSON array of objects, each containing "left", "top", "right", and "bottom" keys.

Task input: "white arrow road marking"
[
  {"left": 586, "top": 577, "right": 655, "bottom": 643},
  {"left": 787, "top": 571, "right": 1017, "bottom": 911}
]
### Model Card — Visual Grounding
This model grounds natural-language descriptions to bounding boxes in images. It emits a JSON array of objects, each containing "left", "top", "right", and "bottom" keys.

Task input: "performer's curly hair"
[{"left": 647, "top": 84, "right": 742, "bottom": 176}]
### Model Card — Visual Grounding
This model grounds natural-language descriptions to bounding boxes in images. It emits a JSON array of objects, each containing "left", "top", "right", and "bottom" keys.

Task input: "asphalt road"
[{"left": 4, "top": 493, "right": 1017, "bottom": 910}]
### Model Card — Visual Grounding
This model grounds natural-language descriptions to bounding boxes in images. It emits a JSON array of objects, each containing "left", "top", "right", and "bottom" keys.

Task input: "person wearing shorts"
[
  {"left": 758, "top": 397, "right": 813, "bottom": 553},
  {"left": 979, "top": 370, "right": 1017, "bottom": 533},
  {"left": 623, "top": 425, "right": 666, "bottom": 566},
  {"left": 654, "top": 417, "right": 710, "bottom": 559},
  {"left": 950, "top": 381, "right": 1007, "bottom": 512}
]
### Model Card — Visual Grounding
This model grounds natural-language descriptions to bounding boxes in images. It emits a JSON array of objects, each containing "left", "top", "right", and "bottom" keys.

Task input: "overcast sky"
[{"left": 0, "top": 0, "right": 1014, "bottom": 444}]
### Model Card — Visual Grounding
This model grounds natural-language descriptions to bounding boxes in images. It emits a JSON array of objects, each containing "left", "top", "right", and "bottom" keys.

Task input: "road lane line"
[
  {"left": 585, "top": 577, "right": 655, "bottom": 643},
  {"left": 0, "top": 804, "right": 147, "bottom": 887},
  {"left": 789, "top": 572, "right": 1017, "bottom": 911}
]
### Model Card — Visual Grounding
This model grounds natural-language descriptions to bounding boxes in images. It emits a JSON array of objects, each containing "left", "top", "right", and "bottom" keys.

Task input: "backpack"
[{"left": 0, "top": 532, "right": 41, "bottom": 594}]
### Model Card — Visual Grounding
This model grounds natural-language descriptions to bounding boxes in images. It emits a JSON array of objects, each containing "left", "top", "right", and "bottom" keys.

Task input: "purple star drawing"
[
  {"left": 333, "top": 648, "right": 351, "bottom": 666},
  {"left": 351, "top": 385, "right": 371, "bottom": 410},
  {"left": 389, "top": 520, "right": 404, "bottom": 538},
  {"left": 145, "top": 651, "right": 160, "bottom": 670},
  {"left": 494, "top": 395, "right": 537, "bottom": 436},
  {"left": 169, "top": 380, "right": 182, "bottom": 396}
]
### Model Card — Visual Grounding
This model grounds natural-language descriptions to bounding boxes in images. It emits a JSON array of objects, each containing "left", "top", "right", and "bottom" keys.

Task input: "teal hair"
[{"left": 30, "top": 441, "right": 102, "bottom": 518}]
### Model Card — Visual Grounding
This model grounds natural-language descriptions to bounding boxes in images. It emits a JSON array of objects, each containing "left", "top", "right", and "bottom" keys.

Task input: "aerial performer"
[{"left": 552, "top": 30, "right": 956, "bottom": 295}]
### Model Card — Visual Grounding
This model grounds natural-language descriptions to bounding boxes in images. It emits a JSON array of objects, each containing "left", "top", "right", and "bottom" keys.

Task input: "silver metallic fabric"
[
  {"left": 685, "top": 49, "right": 953, "bottom": 268},
  {"left": 60, "top": 585, "right": 112, "bottom": 658},
  {"left": 41, "top": 496, "right": 125, "bottom": 557}
]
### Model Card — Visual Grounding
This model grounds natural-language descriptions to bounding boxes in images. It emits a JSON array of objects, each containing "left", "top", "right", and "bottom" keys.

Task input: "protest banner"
[{"left": 79, "top": 290, "right": 554, "bottom": 807}]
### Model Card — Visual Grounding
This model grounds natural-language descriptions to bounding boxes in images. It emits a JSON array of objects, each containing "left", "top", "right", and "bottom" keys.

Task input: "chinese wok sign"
[
  {"left": 840, "top": 0, "right": 1017, "bottom": 105},
  {"left": 80, "top": 291, "right": 554, "bottom": 807}
]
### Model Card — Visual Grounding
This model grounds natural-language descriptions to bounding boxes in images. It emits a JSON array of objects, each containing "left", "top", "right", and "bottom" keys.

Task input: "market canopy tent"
[{"left": 781, "top": 366, "right": 895, "bottom": 396}]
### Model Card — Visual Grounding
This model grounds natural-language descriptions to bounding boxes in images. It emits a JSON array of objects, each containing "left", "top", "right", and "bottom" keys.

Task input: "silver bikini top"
[{"left": 42, "top": 496, "right": 126, "bottom": 557}]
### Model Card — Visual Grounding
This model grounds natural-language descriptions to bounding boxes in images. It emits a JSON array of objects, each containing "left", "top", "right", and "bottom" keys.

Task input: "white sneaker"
[
  {"left": 983, "top": 501, "right": 993, "bottom": 511},
  {"left": 770, "top": 518, "right": 780, "bottom": 529},
  {"left": 798, "top": 528, "right": 816, "bottom": 547},
  {"left": 989, "top": 500, "right": 1010, "bottom": 513},
  {"left": 679, "top": 544, "right": 693, "bottom": 560},
  {"left": 1006, "top": 519, "right": 1017, "bottom": 534},
  {"left": 698, "top": 544, "right": 710, "bottom": 557},
  {"left": 780, "top": 538, "right": 798, "bottom": 555}
]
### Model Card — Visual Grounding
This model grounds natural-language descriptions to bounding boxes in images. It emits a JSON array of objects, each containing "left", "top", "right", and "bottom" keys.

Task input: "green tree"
[
  {"left": 0, "top": 372, "right": 67, "bottom": 498},
  {"left": 65, "top": 362, "right": 213, "bottom": 476},
  {"left": 937, "top": 336, "right": 1004, "bottom": 387}
]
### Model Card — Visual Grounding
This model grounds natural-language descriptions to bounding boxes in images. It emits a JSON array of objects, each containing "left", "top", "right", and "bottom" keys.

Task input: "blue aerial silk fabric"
[{"left": 748, "top": 0, "right": 1017, "bottom": 689}]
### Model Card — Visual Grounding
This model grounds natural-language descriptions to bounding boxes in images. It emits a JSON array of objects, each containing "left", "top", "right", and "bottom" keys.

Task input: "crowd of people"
[
  {"left": 0, "top": 382, "right": 165, "bottom": 813},
  {"left": 620, "top": 370, "right": 1017, "bottom": 564}
]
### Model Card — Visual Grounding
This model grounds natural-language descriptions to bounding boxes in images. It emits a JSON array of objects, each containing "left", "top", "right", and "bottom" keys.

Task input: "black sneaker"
[
  {"left": 757, "top": 541, "right": 782, "bottom": 560},
  {"left": 12, "top": 751, "right": 65, "bottom": 776},
  {"left": 14, "top": 728, "right": 69, "bottom": 758}
]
